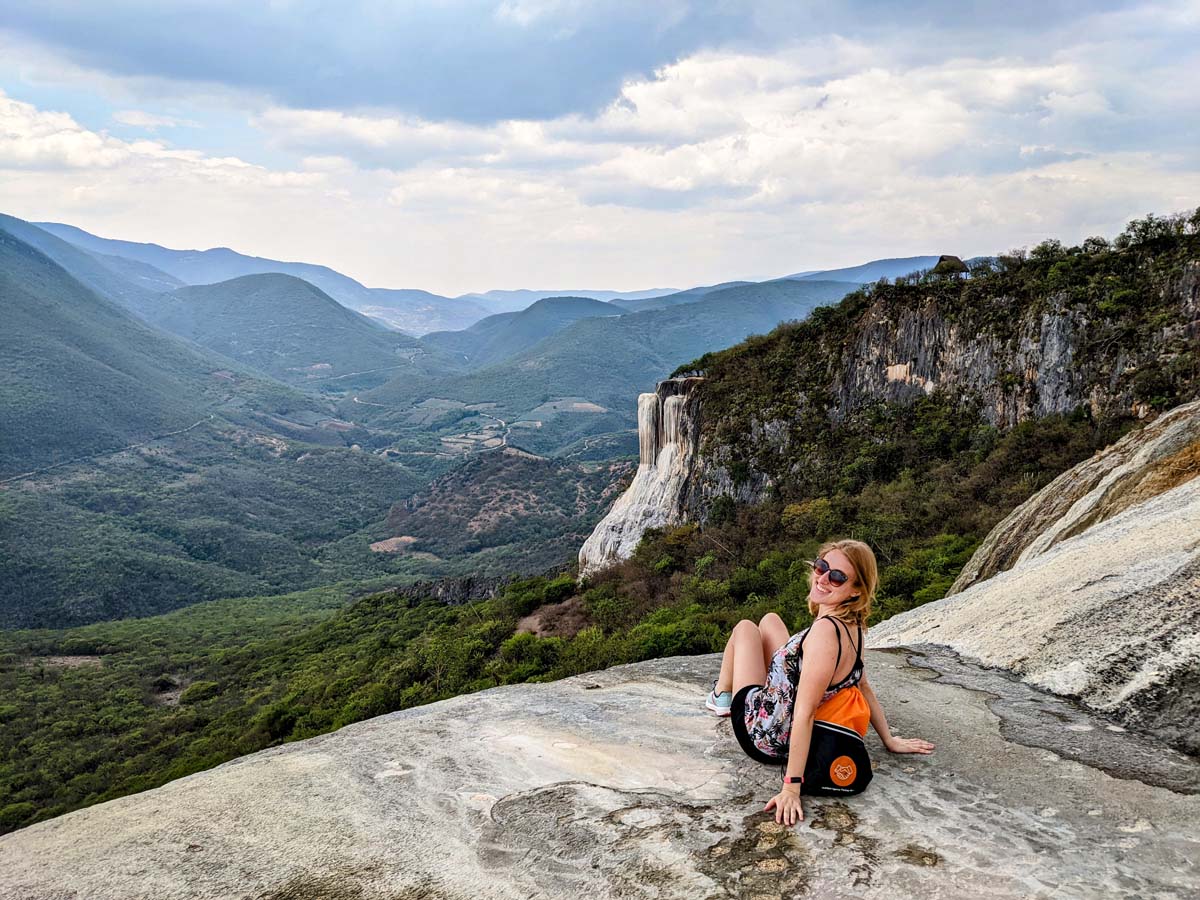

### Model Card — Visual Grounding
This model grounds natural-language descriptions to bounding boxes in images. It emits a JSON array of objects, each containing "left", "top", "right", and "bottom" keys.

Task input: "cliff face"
[
  {"left": 835, "top": 261, "right": 1197, "bottom": 428},
  {"left": 578, "top": 377, "right": 703, "bottom": 576},
  {"left": 948, "top": 397, "right": 1200, "bottom": 593},
  {"left": 688, "top": 257, "right": 1200, "bottom": 512}
]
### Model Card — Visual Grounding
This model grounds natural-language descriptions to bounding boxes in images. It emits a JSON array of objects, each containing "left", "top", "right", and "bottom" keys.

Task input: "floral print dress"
[{"left": 742, "top": 618, "right": 864, "bottom": 759}]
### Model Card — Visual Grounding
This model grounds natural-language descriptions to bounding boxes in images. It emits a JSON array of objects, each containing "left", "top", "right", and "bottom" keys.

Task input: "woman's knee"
[
  {"left": 733, "top": 619, "right": 760, "bottom": 637},
  {"left": 758, "top": 612, "right": 784, "bottom": 629}
]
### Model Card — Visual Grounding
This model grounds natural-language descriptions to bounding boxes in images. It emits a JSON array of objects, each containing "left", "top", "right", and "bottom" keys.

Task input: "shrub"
[{"left": 178, "top": 681, "right": 219, "bottom": 705}]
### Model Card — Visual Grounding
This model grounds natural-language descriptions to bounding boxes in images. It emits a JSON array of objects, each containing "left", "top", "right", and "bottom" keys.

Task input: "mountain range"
[{"left": 34, "top": 222, "right": 678, "bottom": 335}]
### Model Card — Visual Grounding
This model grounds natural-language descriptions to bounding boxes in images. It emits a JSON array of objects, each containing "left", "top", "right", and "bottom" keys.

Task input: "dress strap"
[{"left": 824, "top": 616, "right": 865, "bottom": 691}]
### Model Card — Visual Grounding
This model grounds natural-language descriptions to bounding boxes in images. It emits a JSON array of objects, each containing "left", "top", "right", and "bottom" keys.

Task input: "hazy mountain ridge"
[
  {"left": 461, "top": 286, "right": 678, "bottom": 310},
  {"left": 33, "top": 222, "right": 676, "bottom": 335},
  {"left": 0, "top": 215, "right": 172, "bottom": 321},
  {"left": 419, "top": 295, "right": 619, "bottom": 371},
  {"left": 786, "top": 255, "right": 942, "bottom": 282},
  {"left": 356, "top": 278, "right": 860, "bottom": 454}
]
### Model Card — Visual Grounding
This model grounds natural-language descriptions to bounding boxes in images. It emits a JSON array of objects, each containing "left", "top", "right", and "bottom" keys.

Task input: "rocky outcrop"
[
  {"left": 688, "top": 260, "right": 1199, "bottom": 509},
  {"left": 578, "top": 378, "right": 703, "bottom": 576},
  {"left": 948, "top": 398, "right": 1200, "bottom": 593},
  {"left": 3, "top": 653, "right": 1198, "bottom": 899},
  {"left": 870, "top": 399, "right": 1200, "bottom": 756},
  {"left": 834, "top": 263, "right": 1197, "bottom": 429}
]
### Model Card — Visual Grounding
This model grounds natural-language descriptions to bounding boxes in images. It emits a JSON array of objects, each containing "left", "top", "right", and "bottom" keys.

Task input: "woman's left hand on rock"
[{"left": 885, "top": 735, "right": 935, "bottom": 754}]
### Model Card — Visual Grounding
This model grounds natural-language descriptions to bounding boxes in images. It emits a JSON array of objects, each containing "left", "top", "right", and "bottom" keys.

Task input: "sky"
[{"left": 1, "top": 1, "right": 1197, "bottom": 296}]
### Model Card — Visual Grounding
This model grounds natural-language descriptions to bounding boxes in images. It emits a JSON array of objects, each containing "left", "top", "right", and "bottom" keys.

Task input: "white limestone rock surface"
[
  {"left": 2, "top": 653, "right": 1198, "bottom": 900},
  {"left": 870, "top": 405, "right": 1200, "bottom": 755},
  {"left": 948, "top": 397, "right": 1200, "bottom": 594}
]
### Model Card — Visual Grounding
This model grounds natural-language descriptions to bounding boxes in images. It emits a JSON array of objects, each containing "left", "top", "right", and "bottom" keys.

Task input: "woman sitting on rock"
[{"left": 705, "top": 538, "right": 934, "bottom": 825}]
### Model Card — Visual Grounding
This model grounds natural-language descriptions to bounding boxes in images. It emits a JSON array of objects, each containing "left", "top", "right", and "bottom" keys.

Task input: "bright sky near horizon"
[{"left": 0, "top": 1, "right": 1197, "bottom": 296}]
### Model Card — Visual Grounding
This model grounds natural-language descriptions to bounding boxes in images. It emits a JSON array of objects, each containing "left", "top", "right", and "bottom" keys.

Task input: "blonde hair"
[{"left": 807, "top": 538, "right": 877, "bottom": 628}]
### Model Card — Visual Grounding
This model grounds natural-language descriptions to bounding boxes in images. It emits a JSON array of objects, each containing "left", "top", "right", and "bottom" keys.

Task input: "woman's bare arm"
[{"left": 860, "top": 672, "right": 935, "bottom": 754}]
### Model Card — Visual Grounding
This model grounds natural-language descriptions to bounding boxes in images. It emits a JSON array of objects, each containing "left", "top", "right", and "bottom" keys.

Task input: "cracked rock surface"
[{"left": 2, "top": 652, "right": 1198, "bottom": 900}]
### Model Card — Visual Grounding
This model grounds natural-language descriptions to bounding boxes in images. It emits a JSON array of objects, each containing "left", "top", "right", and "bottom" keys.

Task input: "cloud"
[
  {"left": 0, "top": 1, "right": 756, "bottom": 123},
  {"left": 0, "top": 3, "right": 1196, "bottom": 294},
  {"left": 113, "top": 109, "right": 201, "bottom": 129}
]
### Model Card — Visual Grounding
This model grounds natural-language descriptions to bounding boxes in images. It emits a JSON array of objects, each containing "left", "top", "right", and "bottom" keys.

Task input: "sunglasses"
[{"left": 808, "top": 557, "right": 851, "bottom": 587}]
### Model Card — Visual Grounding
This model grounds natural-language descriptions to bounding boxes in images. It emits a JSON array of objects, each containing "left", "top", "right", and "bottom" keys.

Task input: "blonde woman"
[{"left": 705, "top": 539, "right": 934, "bottom": 825}]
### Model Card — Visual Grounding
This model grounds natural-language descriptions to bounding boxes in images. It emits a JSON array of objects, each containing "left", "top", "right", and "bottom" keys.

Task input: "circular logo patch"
[{"left": 830, "top": 755, "right": 857, "bottom": 787}]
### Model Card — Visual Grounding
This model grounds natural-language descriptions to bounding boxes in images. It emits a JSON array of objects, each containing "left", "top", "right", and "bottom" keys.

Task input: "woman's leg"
[
  {"left": 715, "top": 620, "right": 769, "bottom": 695},
  {"left": 757, "top": 612, "right": 789, "bottom": 670}
]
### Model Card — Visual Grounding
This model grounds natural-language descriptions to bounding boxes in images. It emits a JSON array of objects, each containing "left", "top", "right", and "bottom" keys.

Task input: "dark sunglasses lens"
[{"left": 812, "top": 557, "right": 848, "bottom": 586}]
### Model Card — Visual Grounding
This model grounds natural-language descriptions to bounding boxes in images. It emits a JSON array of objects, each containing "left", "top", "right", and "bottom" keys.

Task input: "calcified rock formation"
[
  {"left": 4, "top": 653, "right": 1198, "bottom": 899},
  {"left": 578, "top": 377, "right": 703, "bottom": 577},
  {"left": 871, "top": 398, "right": 1200, "bottom": 756},
  {"left": 948, "top": 398, "right": 1200, "bottom": 594}
]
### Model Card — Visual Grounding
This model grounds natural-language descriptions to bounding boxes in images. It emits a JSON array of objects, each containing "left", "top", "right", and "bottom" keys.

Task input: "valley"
[{"left": 1, "top": 209, "right": 1197, "bottom": 841}]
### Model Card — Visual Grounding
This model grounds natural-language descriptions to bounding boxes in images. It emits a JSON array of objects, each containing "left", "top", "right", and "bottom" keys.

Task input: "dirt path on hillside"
[{"left": 0, "top": 416, "right": 214, "bottom": 487}]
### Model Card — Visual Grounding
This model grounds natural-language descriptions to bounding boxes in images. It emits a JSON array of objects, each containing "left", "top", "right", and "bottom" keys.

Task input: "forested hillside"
[
  {"left": 157, "top": 274, "right": 448, "bottom": 389},
  {"left": 0, "top": 228, "right": 317, "bottom": 478}
]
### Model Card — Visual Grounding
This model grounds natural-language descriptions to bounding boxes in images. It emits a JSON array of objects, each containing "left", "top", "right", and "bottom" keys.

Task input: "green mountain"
[
  {"left": 420, "top": 295, "right": 619, "bottom": 371},
  {"left": 0, "top": 227, "right": 314, "bottom": 478},
  {"left": 0, "top": 227, "right": 443, "bottom": 628},
  {"left": 357, "top": 278, "right": 858, "bottom": 454},
  {"left": 155, "top": 274, "right": 452, "bottom": 389}
]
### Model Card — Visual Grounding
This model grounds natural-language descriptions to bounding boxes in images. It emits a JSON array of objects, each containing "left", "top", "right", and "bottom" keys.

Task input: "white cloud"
[
  {"left": 113, "top": 109, "right": 201, "bottom": 130},
  {"left": 3, "top": 24, "right": 1197, "bottom": 295}
]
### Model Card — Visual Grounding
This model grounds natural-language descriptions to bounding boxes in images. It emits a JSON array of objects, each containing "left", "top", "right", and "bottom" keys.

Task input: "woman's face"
[{"left": 808, "top": 548, "right": 860, "bottom": 608}]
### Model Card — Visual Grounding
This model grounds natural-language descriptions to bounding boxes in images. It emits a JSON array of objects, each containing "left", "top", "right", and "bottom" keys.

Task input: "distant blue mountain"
[
  {"left": 459, "top": 287, "right": 679, "bottom": 313},
  {"left": 35, "top": 222, "right": 488, "bottom": 335},
  {"left": 787, "top": 256, "right": 941, "bottom": 283}
]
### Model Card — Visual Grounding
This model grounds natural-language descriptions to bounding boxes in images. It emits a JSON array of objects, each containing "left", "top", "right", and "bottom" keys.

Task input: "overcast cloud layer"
[{"left": 0, "top": 1, "right": 1197, "bottom": 294}]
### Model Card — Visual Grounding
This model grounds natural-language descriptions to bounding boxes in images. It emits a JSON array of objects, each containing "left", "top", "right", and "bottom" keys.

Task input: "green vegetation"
[
  {"left": 383, "top": 449, "right": 632, "bottom": 575},
  {"left": 0, "top": 393, "right": 1137, "bottom": 835},
  {"left": 154, "top": 274, "right": 454, "bottom": 390},
  {"left": 0, "top": 427, "right": 427, "bottom": 628}
]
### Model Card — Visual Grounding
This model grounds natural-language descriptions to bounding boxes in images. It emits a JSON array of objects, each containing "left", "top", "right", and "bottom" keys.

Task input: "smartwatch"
[{"left": 782, "top": 774, "right": 803, "bottom": 785}]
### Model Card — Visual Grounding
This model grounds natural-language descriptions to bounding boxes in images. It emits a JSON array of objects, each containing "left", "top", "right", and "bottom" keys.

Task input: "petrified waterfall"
[{"left": 578, "top": 378, "right": 703, "bottom": 577}]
